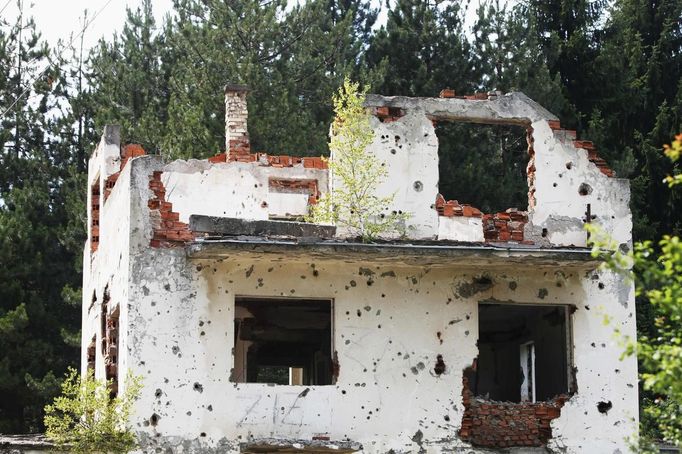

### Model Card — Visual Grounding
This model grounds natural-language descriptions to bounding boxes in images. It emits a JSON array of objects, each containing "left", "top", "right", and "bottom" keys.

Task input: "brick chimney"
[{"left": 225, "top": 84, "right": 250, "bottom": 159}]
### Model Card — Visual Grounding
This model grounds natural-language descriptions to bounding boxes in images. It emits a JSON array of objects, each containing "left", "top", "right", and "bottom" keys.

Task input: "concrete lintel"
[
  {"left": 365, "top": 92, "right": 558, "bottom": 125},
  {"left": 187, "top": 238, "right": 600, "bottom": 268},
  {"left": 190, "top": 215, "right": 337, "bottom": 239}
]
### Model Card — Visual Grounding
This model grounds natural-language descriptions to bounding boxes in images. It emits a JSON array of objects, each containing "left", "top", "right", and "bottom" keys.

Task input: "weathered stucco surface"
[{"left": 82, "top": 91, "right": 638, "bottom": 453}]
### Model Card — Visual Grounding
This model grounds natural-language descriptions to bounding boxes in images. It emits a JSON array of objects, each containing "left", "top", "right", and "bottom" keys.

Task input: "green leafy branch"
[
  {"left": 307, "top": 78, "right": 410, "bottom": 242},
  {"left": 44, "top": 368, "right": 143, "bottom": 454}
]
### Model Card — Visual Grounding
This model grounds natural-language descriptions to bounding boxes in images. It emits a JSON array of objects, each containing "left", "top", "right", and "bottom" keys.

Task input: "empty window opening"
[
  {"left": 91, "top": 180, "right": 100, "bottom": 252},
  {"left": 435, "top": 122, "right": 529, "bottom": 213},
  {"left": 233, "top": 298, "right": 333, "bottom": 385},
  {"left": 104, "top": 305, "right": 120, "bottom": 397},
  {"left": 474, "top": 303, "right": 571, "bottom": 402},
  {"left": 86, "top": 335, "right": 96, "bottom": 373}
]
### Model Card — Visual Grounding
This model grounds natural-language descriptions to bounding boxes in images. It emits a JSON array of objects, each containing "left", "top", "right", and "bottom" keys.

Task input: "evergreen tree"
[{"left": 0, "top": 7, "right": 80, "bottom": 432}]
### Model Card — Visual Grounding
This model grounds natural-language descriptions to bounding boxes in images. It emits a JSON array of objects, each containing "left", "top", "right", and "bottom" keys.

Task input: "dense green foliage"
[
  {"left": 587, "top": 135, "right": 682, "bottom": 449},
  {"left": 308, "top": 78, "right": 409, "bottom": 240},
  {"left": 44, "top": 369, "right": 142, "bottom": 453},
  {"left": 1, "top": 0, "right": 681, "bottom": 438}
]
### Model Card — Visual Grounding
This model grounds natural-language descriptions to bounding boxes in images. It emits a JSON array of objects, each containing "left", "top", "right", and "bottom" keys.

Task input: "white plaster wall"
[
  {"left": 81, "top": 161, "right": 133, "bottom": 382},
  {"left": 341, "top": 112, "right": 439, "bottom": 240},
  {"left": 123, "top": 247, "right": 637, "bottom": 453},
  {"left": 530, "top": 121, "right": 632, "bottom": 248},
  {"left": 438, "top": 216, "right": 485, "bottom": 242},
  {"left": 160, "top": 160, "right": 328, "bottom": 223}
]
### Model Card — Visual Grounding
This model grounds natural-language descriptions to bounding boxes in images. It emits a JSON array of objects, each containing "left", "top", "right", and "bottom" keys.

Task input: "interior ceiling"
[
  {"left": 479, "top": 304, "right": 564, "bottom": 333},
  {"left": 237, "top": 298, "right": 331, "bottom": 330}
]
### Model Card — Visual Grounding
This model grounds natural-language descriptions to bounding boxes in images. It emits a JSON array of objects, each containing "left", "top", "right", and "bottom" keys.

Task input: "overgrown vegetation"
[
  {"left": 307, "top": 79, "right": 409, "bottom": 241},
  {"left": 0, "top": 0, "right": 681, "bottom": 435},
  {"left": 44, "top": 369, "right": 142, "bottom": 454},
  {"left": 587, "top": 134, "right": 682, "bottom": 451}
]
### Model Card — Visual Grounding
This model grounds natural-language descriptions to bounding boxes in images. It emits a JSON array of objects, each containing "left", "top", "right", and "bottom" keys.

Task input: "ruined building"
[{"left": 82, "top": 86, "right": 637, "bottom": 453}]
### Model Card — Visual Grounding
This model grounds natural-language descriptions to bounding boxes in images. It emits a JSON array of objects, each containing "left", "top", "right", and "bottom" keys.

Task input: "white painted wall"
[
  {"left": 122, "top": 246, "right": 637, "bottom": 453},
  {"left": 438, "top": 216, "right": 485, "bottom": 242},
  {"left": 160, "top": 160, "right": 328, "bottom": 223},
  {"left": 341, "top": 112, "right": 440, "bottom": 240},
  {"left": 531, "top": 121, "right": 632, "bottom": 248},
  {"left": 82, "top": 89, "right": 638, "bottom": 453}
]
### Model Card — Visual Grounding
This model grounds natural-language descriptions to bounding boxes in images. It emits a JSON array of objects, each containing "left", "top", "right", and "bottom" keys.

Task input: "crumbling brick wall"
[{"left": 459, "top": 376, "right": 568, "bottom": 448}]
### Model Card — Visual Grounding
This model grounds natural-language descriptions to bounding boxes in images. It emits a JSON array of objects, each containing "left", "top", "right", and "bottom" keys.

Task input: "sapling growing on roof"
[{"left": 307, "top": 78, "right": 409, "bottom": 242}]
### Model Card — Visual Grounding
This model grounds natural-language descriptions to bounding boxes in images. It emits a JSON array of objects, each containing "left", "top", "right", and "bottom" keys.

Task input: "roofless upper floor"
[{"left": 83, "top": 86, "right": 631, "bottom": 262}]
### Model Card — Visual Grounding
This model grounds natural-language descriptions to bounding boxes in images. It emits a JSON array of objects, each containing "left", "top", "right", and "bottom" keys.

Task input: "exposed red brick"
[
  {"left": 440, "top": 89, "right": 456, "bottom": 98},
  {"left": 459, "top": 376, "right": 568, "bottom": 448},
  {"left": 548, "top": 120, "right": 561, "bottom": 130},
  {"left": 208, "top": 153, "right": 227, "bottom": 163},
  {"left": 569, "top": 138, "right": 616, "bottom": 177},
  {"left": 373, "top": 106, "right": 406, "bottom": 122},
  {"left": 148, "top": 171, "right": 195, "bottom": 247},
  {"left": 91, "top": 181, "right": 100, "bottom": 253}
]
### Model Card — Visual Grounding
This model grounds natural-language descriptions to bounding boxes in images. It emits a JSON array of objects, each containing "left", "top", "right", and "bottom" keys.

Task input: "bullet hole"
[
  {"left": 261, "top": 201, "right": 268, "bottom": 208},
  {"left": 245, "top": 265, "right": 254, "bottom": 278},
  {"left": 199, "top": 321, "right": 204, "bottom": 327},
  {"left": 553, "top": 182, "right": 558, "bottom": 187},
  {"left": 417, "top": 362, "right": 425, "bottom": 370},
  {"left": 413, "top": 181, "right": 423, "bottom": 192},
  {"left": 598, "top": 282, "right": 605, "bottom": 290},
  {"left": 434, "top": 355, "right": 446, "bottom": 375},
  {"left": 299, "top": 388, "right": 310, "bottom": 397},
  {"left": 381, "top": 270, "right": 396, "bottom": 277},
  {"left": 200, "top": 432, "right": 206, "bottom": 437},
  {"left": 155, "top": 388, "right": 162, "bottom": 398},
  {"left": 200, "top": 331, "right": 205, "bottom": 336},
  {"left": 345, "top": 311, "right": 350, "bottom": 315},
  {"left": 566, "top": 161, "right": 573, "bottom": 169},
  {"left": 436, "top": 332, "right": 443, "bottom": 344},
  {"left": 390, "top": 148, "right": 397, "bottom": 155},
  {"left": 381, "top": 294, "right": 386, "bottom": 298},
  {"left": 579, "top": 183, "right": 593, "bottom": 196},
  {"left": 313, "top": 269, "right": 319, "bottom": 277},
  {"left": 444, "top": 415, "right": 450, "bottom": 422},
  {"left": 538, "top": 288, "right": 548, "bottom": 299},
  {"left": 597, "top": 401, "right": 612, "bottom": 414},
  {"left": 193, "top": 382, "right": 204, "bottom": 393},
  {"left": 207, "top": 405, "right": 213, "bottom": 411},
  {"left": 171, "top": 346, "right": 180, "bottom": 355},
  {"left": 585, "top": 305, "right": 590, "bottom": 310},
  {"left": 357, "top": 309, "right": 362, "bottom": 317},
  {"left": 350, "top": 280, "right": 357, "bottom": 287},
  {"left": 509, "top": 281, "right": 517, "bottom": 290},
  {"left": 150, "top": 413, "right": 160, "bottom": 426},
  {"left": 196, "top": 265, "right": 203, "bottom": 272},
  {"left": 542, "top": 228, "right": 548, "bottom": 238},
  {"left": 411, "top": 366, "right": 419, "bottom": 375},
  {"left": 164, "top": 284, "right": 171, "bottom": 291},
  {"left": 341, "top": 390, "right": 346, "bottom": 394}
]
